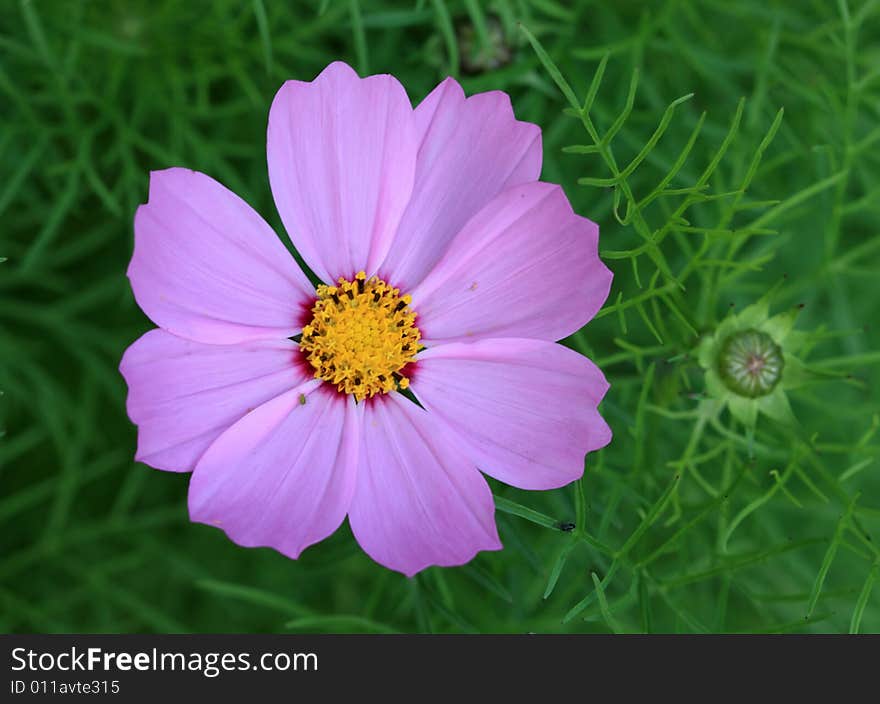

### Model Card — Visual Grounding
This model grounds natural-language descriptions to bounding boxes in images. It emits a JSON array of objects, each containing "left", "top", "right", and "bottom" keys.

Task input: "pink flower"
[{"left": 119, "top": 62, "right": 612, "bottom": 576}]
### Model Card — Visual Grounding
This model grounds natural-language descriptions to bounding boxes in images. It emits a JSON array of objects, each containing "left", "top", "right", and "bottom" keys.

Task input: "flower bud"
[{"left": 717, "top": 329, "right": 784, "bottom": 398}]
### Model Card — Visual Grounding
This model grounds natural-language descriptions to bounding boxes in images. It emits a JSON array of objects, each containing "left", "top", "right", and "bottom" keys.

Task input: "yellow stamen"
[{"left": 299, "top": 271, "right": 420, "bottom": 402}]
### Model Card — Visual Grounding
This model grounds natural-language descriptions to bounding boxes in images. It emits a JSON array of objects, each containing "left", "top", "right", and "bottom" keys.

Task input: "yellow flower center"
[{"left": 299, "top": 272, "right": 420, "bottom": 402}]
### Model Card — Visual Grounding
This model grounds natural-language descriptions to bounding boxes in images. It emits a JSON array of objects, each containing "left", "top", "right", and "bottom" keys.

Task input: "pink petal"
[
  {"left": 412, "top": 338, "right": 611, "bottom": 490},
  {"left": 348, "top": 393, "right": 501, "bottom": 576},
  {"left": 379, "top": 78, "right": 542, "bottom": 291},
  {"left": 119, "top": 329, "right": 306, "bottom": 472},
  {"left": 189, "top": 384, "right": 359, "bottom": 559},
  {"left": 128, "top": 168, "right": 315, "bottom": 344},
  {"left": 410, "top": 182, "right": 613, "bottom": 343},
  {"left": 267, "top": 61, "right": 418, "bottom": 283}
]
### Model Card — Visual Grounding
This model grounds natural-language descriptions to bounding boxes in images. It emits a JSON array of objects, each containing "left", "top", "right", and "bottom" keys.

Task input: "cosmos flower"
[{"left": 120, "top": 62, "right": 613, "bottom": 576}]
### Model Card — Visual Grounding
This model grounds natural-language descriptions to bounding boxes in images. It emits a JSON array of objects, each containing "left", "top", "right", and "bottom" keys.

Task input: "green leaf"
[
  {"left": 758, "top": 388, "right": 796, "bottom": 425},
  {"left": 728, "top": 395, "right": 758, "bottom": 430},
  {"left": 760, "top": 306, "right": 801, "bottom": 345}
]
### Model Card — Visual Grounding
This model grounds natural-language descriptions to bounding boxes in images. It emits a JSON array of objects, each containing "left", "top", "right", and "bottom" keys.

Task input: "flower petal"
[
  {"left": 189, "top": 384, "right": 360, "bottom": 559},
  {"left": 379, "top": 78, "right": 542, "bottom": 290},
  {"left": 411, "top": 338, "right": 611, "bottom": 490},
  {"left": 128, "top": 168, "right": 315, "bottom": 344},
  {"left": 410, "top": 182, "right": 612, "bottom": 343},
  {"left": 348, "top": 393, "right": 501, "bottom": 576},
  {"left": 119, "top": 329, "right": 306, "bottom": 472},
  {"left": 267, "top": 61, "right": 418, "bottom": 283}
]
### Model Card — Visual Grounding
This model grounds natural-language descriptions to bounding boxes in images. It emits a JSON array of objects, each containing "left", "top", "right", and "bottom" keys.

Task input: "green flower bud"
[
  {"left": 717, "top": 329, "right": 784, "bottom": 398},
  {"left": 696, "top": 291, "right": 806, "bottom": 433}
]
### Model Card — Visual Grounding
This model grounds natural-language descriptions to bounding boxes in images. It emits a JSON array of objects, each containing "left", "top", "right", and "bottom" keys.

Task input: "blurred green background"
[{"left": 2, "top": 0, "right": 878, "bottom": 633}]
